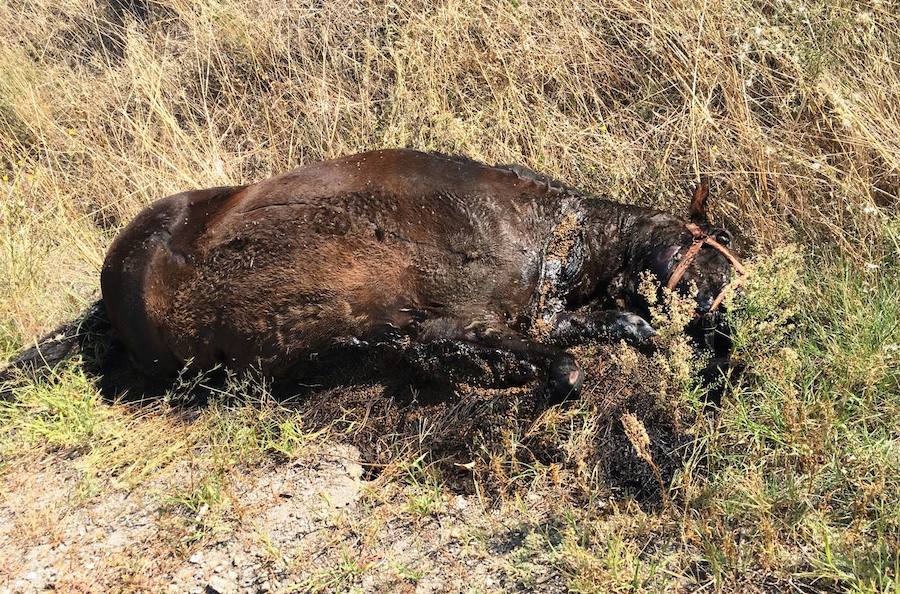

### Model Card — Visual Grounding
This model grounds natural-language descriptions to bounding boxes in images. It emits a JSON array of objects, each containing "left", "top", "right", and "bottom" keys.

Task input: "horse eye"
[{"left": 716, "top": 231, "right": 732, "bottom": 246}]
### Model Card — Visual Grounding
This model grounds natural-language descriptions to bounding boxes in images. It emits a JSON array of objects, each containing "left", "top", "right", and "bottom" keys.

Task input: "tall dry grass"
[
  {"left": 1, "top": 0, "right": 896, "bottom": 346},
  {"left": 0, "top": 0, "right": 898, "bottom": 591}
]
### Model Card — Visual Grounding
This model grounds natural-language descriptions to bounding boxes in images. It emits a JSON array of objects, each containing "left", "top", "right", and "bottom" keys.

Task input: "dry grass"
[{"left": 0, "top": 0, "right": 898, "bottom": 591}]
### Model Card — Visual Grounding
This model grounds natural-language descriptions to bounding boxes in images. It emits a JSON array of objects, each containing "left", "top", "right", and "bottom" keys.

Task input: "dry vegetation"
[{"left": 0, "top": 0, "right": 898, "bottom": 592}]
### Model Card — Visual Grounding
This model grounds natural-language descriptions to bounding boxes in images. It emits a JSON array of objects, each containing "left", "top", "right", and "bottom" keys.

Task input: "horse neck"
[{"left": 568, "top": 198, "right": 675, "bottom": 305}]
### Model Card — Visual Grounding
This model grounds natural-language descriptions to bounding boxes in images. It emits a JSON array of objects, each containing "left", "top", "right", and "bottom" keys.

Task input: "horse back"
[{"left": 101, "top": 150, "right": 561, "bottom": 376}]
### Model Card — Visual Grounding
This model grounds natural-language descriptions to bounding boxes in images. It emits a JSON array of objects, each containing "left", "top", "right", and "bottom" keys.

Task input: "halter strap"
[{"left": 665, "top": 223, "right": 747, "bottom": 312}]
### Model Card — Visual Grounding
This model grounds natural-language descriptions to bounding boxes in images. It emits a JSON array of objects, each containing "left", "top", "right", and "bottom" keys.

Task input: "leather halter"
[{"left": 665, "top": 223, "right": 747, "bottom": 312}]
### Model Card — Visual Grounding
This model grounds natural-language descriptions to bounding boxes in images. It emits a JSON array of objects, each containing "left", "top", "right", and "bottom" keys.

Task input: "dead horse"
[{"left": 98, "top": 149, "right": 744, "bottom": 399}]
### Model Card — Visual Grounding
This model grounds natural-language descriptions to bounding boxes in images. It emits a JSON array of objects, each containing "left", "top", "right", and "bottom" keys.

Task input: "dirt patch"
[
  {"left": 273, "top": 339, "right": 691, "bottom": 506},
  {"left": 0, "top": 443, "right": 576, "bottom": 593}
]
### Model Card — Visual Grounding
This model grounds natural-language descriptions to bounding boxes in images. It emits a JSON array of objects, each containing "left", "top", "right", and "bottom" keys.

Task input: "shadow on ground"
[{"left": 1, "top": 301, "right": 695, "bottom": 507}]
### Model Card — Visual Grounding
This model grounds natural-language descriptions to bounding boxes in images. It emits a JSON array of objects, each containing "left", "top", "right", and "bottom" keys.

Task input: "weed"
[
  {"left": 159, "top": 468, "right": 233, "bottom": 550},
  {"left": 392, "top": 561, "right": 426, "bottom": 584},
  {"left": 402, "top": 454, "right": 445, "bottom": 519},
  {"left": 292, "top": 549, "right": 370, "bottom": 593}
]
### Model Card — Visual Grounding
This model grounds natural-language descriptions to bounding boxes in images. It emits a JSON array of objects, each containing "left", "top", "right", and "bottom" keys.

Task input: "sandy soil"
[{"left": 0, "top": 439, "right": 576, "bottom": 594}]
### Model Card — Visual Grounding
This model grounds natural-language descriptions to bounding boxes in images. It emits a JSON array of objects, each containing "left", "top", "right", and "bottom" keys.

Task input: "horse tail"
[{"left": 0, "top": 299, "right": 110, "bottom": 397}]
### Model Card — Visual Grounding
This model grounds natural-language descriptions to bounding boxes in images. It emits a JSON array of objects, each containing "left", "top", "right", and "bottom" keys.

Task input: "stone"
[
  {"left": 344, "top": 461, "right": 364, "bottom": 480},
  {"left": 205, "top": 574, "right": 237, "bottom": 594},
  {"left": 105, "top": 531, "right": 128, "bottom": 548}
]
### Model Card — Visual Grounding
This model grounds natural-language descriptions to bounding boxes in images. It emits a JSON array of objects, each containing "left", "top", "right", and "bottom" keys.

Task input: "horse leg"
[
  {"left": 548, "top": 309, "right": 656, "bottom": 348},
  {"left": 411, "top": 315, "right": 583, "bottom": 400},
  {"left": 400, "top": 339, "right": 542, "bottom": 388}
]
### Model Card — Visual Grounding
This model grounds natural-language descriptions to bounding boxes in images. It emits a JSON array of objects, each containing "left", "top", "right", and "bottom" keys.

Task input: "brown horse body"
[{"left": 99, "top": 149, "right": 738, "bottom": 398}]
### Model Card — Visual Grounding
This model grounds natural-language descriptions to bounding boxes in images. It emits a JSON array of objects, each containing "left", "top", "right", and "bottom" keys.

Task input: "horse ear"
[{"left": 689, "top": 177, "right": 710, "bottom": 224}]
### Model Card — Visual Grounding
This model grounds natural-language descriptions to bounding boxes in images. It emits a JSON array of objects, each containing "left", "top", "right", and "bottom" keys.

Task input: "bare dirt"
[
  {"left": 0, "top": 441, "right": 571, "bottom": 593},
  {"left": 0, "top": 321, "right": 691, "bottom": 593}
]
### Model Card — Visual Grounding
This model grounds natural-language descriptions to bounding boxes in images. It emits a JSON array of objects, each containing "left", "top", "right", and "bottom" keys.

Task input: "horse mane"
[
  {"left": 492, "top": 162, "right": 584, "bottom": 197},
  {"left": 426, "top": 152, "right": 584, "bottom": 198}
]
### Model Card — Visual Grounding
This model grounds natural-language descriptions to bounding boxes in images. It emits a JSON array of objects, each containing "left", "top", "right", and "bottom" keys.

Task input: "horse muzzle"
[{"left": 694, "top": 309, "right": 732, "bottom": 355}]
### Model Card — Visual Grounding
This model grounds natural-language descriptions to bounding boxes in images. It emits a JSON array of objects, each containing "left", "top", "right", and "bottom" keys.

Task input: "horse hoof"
[
  {"left": 547, "top": 353, "right": 583, "bottom": 402},
  {"left": 617, "top": 312, "right": 656, "bottom": 346}
]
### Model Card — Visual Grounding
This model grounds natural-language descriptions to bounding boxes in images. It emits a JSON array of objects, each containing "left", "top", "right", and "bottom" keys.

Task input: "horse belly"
[{"left": 164, "top": 227, "right": 422, "bottom": 373}]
